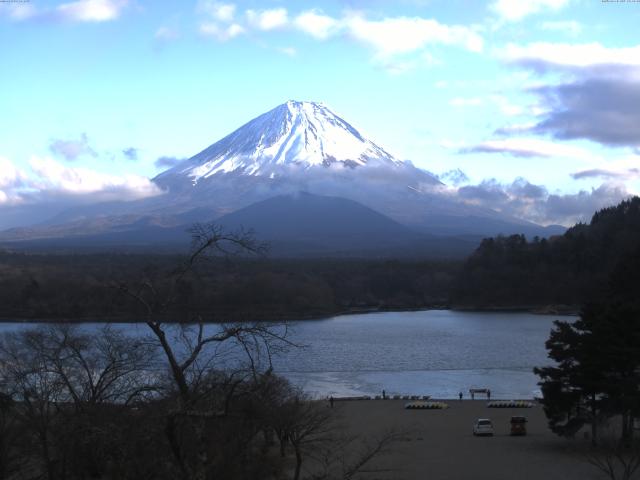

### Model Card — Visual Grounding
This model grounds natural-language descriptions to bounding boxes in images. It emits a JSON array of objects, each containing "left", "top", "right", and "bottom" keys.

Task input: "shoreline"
[
  {"left": 330, "top": 396, "right": 539, "bottom": 402},
  {"left": 0, "top": 304, "right": 579, "bottom": 324}
]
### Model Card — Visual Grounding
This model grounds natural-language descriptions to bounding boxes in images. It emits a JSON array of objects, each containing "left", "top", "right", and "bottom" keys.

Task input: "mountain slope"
[
  {"left": 1, "top": 193, "right": 477, "bottom": 258},
  {"left": 215, "top": 192, "right": 477, "bottom": 256},
  {"left": 217, "top": 192, "right": 416, "bottom": 242},
  {"left": 155, "top": 100, "right": 412, "bottom": 183}
]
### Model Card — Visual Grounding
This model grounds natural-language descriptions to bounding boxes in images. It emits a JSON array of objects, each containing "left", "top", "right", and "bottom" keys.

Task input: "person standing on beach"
[
  {"left": 459, "top": 392, "right": 463, "bottom": 401},
  {"left": 487, "top": 389, "right": 491, "bottom": 400},
  {"left": 382, "top": 389, "right": 386, "bottom": 400},
  {"left": 329, "top": 396, "right": 334, "bottom": 408}
]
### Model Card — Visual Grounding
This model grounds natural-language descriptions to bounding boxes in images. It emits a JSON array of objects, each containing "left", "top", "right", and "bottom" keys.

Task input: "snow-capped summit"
[{"left": 158, "top": 100, "right": 406, "bottom": 183}]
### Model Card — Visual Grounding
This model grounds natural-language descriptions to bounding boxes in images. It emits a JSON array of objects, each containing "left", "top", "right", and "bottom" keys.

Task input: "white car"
[{"left": 473, "top": 418, "right": 494, "bottom": 436}]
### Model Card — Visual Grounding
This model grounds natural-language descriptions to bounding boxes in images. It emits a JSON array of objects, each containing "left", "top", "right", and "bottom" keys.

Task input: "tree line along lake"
[{"left": 0, "top": 309, "right": 563, "bottom": 399}]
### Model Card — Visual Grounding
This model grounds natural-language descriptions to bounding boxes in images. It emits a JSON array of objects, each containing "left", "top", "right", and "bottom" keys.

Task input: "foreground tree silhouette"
[
  {"left": 535, "top": 311, "right": 612, "bottom": 444},
  {"left": 0, "top": 392, "right": 20, "bottom": 480},
  {"left": 535, "top": 246, "right": 640, "bottom": 446},
  {"left": 116, "top": 224, "right": 297, "bottom": 479},
  {"left": 0, "top": 324, "right": 158, "bottom": 479}
]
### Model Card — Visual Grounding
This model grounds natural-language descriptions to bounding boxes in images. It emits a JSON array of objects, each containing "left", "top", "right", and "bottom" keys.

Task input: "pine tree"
[{"left": 535, "top": 245, "right": 640, "bottom": 445}]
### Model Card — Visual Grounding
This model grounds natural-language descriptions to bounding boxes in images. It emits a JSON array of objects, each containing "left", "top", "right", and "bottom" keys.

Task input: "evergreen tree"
[
  {"left": 454, "top": 196, "right": 640, "bottom": 308},
  {"left": 535, "top": 245, "right": 640, "bottom": 445}
]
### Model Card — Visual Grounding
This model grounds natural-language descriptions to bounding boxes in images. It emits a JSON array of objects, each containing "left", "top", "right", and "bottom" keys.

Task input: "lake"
[{"left": 0, "top": 310, "right": 566, "bottom": 399}]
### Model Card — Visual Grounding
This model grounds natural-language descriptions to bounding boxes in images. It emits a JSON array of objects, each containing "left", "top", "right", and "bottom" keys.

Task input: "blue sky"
[{"left": 1, "top": 0, "right": 639, "bottom": 226}]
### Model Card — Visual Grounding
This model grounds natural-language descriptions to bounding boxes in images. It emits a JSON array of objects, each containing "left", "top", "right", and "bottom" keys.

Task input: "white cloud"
[
  {"left": 0, "top": 157, "right": 27, "bottom": 191},
  {"left": 0, "top": 156, "right": 162, "bottom": 206},
  {"left": 501, "top": 42, "right": 640, "bottom": 69},
  {"left": 268, "top": 9, "right": 484, "bottom": 66},
  {"left": 1, "top": 0, "right": 128, "bottom": 23},
  {"left": 462, "top": 138, "right": 594, "bottom": 160},
  {"left": 197, "top": 1, "right": 236, "bottom": 23},
  {"left": 529, "top": 104, "right": 549, "bottom": 117},
  {"left": 56, "top": 0, "right": 126, "bottom": 22},
  {"left": 223, "top": 23, "right": 244, "bottom": 39},
  {"left": 291, "top": 12, "right": 482, "bottom": 72},
  {"left": 422, "top": 51, "right": 441, "bottom": 67},
  {"left": 197, "top": 1, "right": 246, "bottom": 41},
  {"left": 293, "top": 9, "right": 339, "bottom": 40},
  {"left": 246, "top": 8, "right": 288, "bottom": 31},
  {"left": 455, "top": 177, "right": 631, "bottom": 226},
  {"left": 491, "top": 0, "right": 570, "bottom": 22},
  {"left": 494, "top": 122, "right": 539, "bottom": 135},
  {"left": 489, "top": 95, "right": 524, "bottom": 116},
  {"left": 449, "top": 97, "right": 483, "bottom": 107},
  {"left": 27, "top": 156, "right": 162, "bottom": 200},
  {"left": 191, "top": 8, "right": 483, "bottom": 71},
  {"left": 540, "top": 20, "right": 582, "bottom": 36},
  {"left": 345, "top": 14, "right": 483, "bottom": 58},
  {"left": 199, "top": 22, "right": 245, "bottom": 41}
]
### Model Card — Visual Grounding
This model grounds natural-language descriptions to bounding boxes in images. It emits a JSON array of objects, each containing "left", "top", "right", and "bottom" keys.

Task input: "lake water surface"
[{"left": 0, "top": 310, "right": 566, "bottom": 399}]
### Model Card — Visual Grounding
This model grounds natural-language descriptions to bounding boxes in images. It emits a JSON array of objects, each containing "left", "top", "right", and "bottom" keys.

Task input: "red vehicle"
[{"left": 510, "top": 416, "right": 527, "bottom": 436}]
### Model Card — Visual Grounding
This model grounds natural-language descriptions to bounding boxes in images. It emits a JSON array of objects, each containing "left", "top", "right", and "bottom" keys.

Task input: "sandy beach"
[{"left": 329, "top": 399, "right": 605, "bottom": 480}]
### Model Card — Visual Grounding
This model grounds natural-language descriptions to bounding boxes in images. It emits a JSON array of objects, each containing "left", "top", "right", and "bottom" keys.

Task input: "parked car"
[
  {"left": 510, "top": 416, "right": 527, "bottom": 436},
  {"left": 473, "top": 418, "right": 494, "bottom": 436}
]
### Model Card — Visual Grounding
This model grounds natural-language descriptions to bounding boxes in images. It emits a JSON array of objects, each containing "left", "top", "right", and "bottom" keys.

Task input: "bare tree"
[
  {"left": 288, "top": 399, "right": 335, "bottom": 480},
  {"left": 310, "top": 430, "right": 401, "bottom": 480},
  {"left": 0, "top": 324, "right": 159, "bottom": 479},
  {"left": 586, "top": 424, "right": 640, "bottom": 480},
  {"left": 0, "top": 392, "right": 23, "bottom": 480},
  {"left": 34, "top": 325, "right": 157, "bottom": 408},
  {"left": 115, "top": 223, "right": 295, "bottom": 479},
  {"left": 260, "top": 378, "right": 401, "bottom": 480},
  {"left": 0, "top": 329, "right": 69, "bottom": 480},
  {"left": 116, "top": 224, "right": 290, "bottom": 401}
]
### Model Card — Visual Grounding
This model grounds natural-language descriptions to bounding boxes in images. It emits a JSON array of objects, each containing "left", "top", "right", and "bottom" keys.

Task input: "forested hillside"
[
  {"left": 452, "top": 197, "right": 640, "bottom": 309},
  {"left": 0, "top": 254, "right": 458, "bottom": 321}
]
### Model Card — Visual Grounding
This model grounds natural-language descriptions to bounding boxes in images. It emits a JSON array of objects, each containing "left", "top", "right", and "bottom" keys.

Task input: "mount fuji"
[
  {"left": 0, "top": 101, "right": 564, "bottom": 256},
  {"left": 158, "top": 100, "right": 407, "bottom": 180},
  {"left": 151, "top": 100, "right": 442, "bottom": 219}
]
